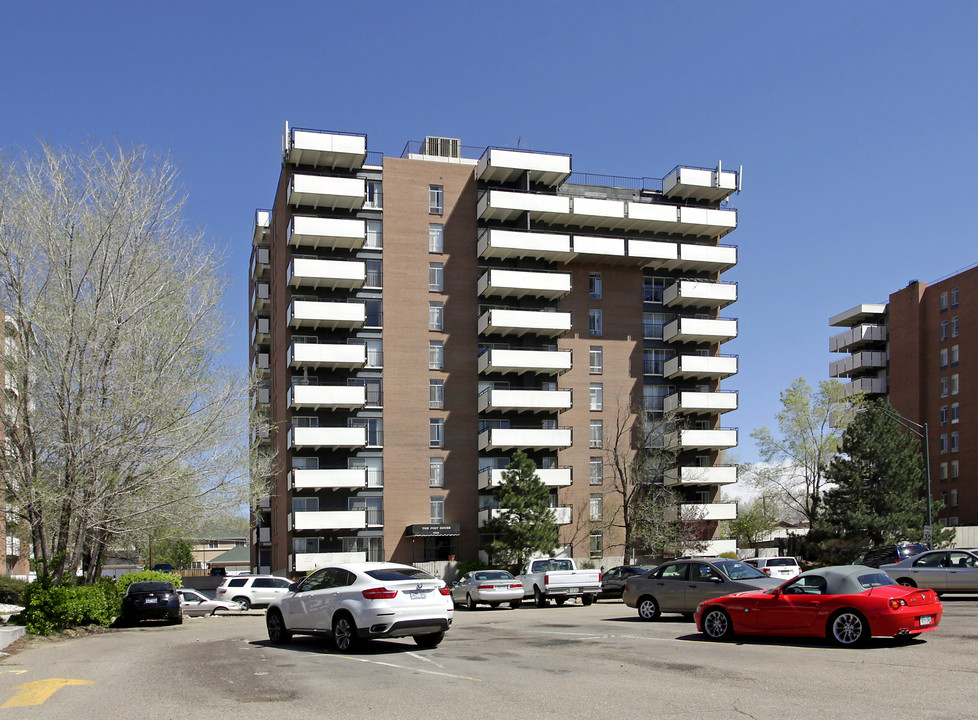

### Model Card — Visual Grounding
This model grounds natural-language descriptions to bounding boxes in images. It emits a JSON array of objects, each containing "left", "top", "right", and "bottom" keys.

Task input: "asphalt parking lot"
[{"left": 1, "top": 597, "right": 976, "bottom": 718}]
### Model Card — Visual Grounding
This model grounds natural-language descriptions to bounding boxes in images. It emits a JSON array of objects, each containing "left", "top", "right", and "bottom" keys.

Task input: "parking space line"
[{"left": 331, "top": 655, "right": 481, "bottom": 682}]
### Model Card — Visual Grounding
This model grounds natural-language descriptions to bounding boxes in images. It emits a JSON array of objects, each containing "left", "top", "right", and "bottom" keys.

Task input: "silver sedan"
[
  {"left": 176, "top": 588, "right": 244, "bottom": 616},
  {"left": 880, "top": 548, "right": 978, "bottom": 594},
  {"left": 451, "top": 570, "right": 524, "bottom": 610}
]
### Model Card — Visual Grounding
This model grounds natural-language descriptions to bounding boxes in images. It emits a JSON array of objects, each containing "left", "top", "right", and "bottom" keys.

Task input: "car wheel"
[
  {"left": 466, "top": 594, "right": 477, "bottom": 610},
  {"left": 170, "top": 613, "right": 183, "bottom": 625},
  {"left": 701, "top": 608, "right": 734, "bottom": 640},
  {"left": 266, "top": 609, "right": 292, "bottom": 644},
  {"left": 554, "top": 597, "right": 567, "bottom": 606},
  {"left": 581, "top": 595, "right": 594, "bottom": 606},
  {"left": 637, "top": 596, "right": 660, "bottom": 621},
  {"left": 534, "top": 587, "right": 548, "bottom": 608},
  {"left": 332, "top": 614, "right": 358, "bottom": 652},
  {"left": 897, "top": 578, "right": 917, "bottom": 588},
  {"left": 510, "top": 599, "right": 522, "bottom": 609},
  {"left": 414, "top": 631, "right": 445, "bottom": 648},
  {"left": 234, "top": 596, "right": 251, "bottom": 611},
  {"left": 828, "top": 610, "right": 869, "bottom": 647}
]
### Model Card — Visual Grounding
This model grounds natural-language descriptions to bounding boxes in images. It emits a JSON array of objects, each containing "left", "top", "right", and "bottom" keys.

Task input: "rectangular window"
[
  {"left": 940, "top": 433, "right": 948, "bottom": 454},
  {"left": 292, "top": 456, "right": 319, "bottom": 470},
  {"left": 951, "top": 344, "right": 959, "bottom": 365},
  {"left": 644, "top": 349, "right": 672, "bottom": 375},
  {"left": 940, "top": 348, "right": 949, "bottom": 369},
  {"left": 429, "top": 262, "right": 444, "bottom": 292},
  {"left": 589, "top": 346, "right": 603, "bottom": 374},
  {"left": 941, "top": 405, "right": 949, "bottom": 426},
  {"left": 349, "top": 496, "right": 383, "bottom": 525},
  {"left": 951, "top": 402, "right": 959, "bottom": 424},
  {"left": 939, "top": 462, "right": 948, "bottom": 481},
  {"left": 646, "top": 312, "right": 668, "bottom": 340},
  {"left": 589, "top": 457, "right": 603, "bottom": 485},
  {"left": 940, "top": 291, "right": 949, "bottom": 311},
  {"left": 643, "top": 277, "right": 665, "bottom": 303},
  {"left": 589, "top": 309, "right": 603, "bottom": 337},
  {"left": 643, "top": 385, "right": 673, "bottom": 413},
  {"left": 429, "top": 224, "right": 444, "bottom": 253},
  {"left": 430, "top": 496, "right": 445, "bottom": 524},
  {"left": 349, "top": 457, "right": 383, "bottom": 488},
  {"left": 365, "top": 259, "right": 382, "bottom": 287},
  {"left": 429, "top": 379, "right": 444, "bottom": 409},
  {"left": 589, "top": 273, "right": 602, "bottom": 299},
  {"left": 951, "top": 316, "right": 960, "bottom": 338},
  {"left": 589, "top": 494, "right": 603, "bottom": 521},
  {"left": 365, "top": 219, "right": 383, "bottom": 248},
  {"left": 429, "top": 458, "right": 445, "bottom": 487},
  {"left": 951, "top": 287, "right": 960, "bottom": 307},
  {"left": 950, "top": 460, "right": 959, "bottom": 479},
  {"left": 951, "top": 431, "right": 959, "bottom": 453},
  {"left": 590, "top": 420, "right": 603, "bottom": 449},
  {"left": 350, "top": 418, "right": 383, "bottom": 446},
  {"left": 429, "top": 341, "right": 444, "bottom": 369},
  {"left": 940, "top": 320, "right": 948, "bottom": 341},
  {"left": 950, "top": 489, "right": 959, "bottom": 507},
  {"left": 429, "top": 302, "right": 444, "bottom": 331},
  {"left": 365, "top": 180, "right": 383, "bottom": 209},
  {"left": 951, "top": 373, "right": 959, "bottom": 395},
  {"left": 590, "top": 383, "right": 603, "bottom": 411},
  {"left": 430, "top": 418, "right": 444, "bottom": 447},
  {"left": 365, "top": 299, "right": 382, "bottom": 327},
  {"left": 429, "top": 185, "right": 444, "bottom": 214},
  {"left": 589, "top": 532, "right": 603, "bottom": 558},
  {"left": 364, "top": 338, "right": 383, "bottom": 368},
  {"left": 940, "top": 377, "right": 949, "bottom": 398}
]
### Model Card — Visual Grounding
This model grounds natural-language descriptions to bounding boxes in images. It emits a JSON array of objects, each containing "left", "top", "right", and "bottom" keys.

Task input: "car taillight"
[
  {"left": 510, "top": 583, "right": 523, "bottom": 589},
  {"left": 598, "top": 573, "right": 603, "bottom": 582},
  {"left": 889, "top": 598, "right": 908, "bottom": 610},
  {"left": 362, "top": 587, "right": 398, "bottom": 600},
  {"left": 544, "top": 573, "right": 549, "bottom": 584},
  {"left": 477, "top": 585, "right": 494, "bottom": 589},
  {"left": 438, "top": 586, "right": 451, "bottom": 596},
  {"left": 763, "top": 568, "right": 771, "bottom": 575}
]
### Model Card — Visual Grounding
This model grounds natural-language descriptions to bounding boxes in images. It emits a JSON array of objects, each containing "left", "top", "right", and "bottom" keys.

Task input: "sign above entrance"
[{"left": 408, "top": 523, "right": 461, "bottom": 537}]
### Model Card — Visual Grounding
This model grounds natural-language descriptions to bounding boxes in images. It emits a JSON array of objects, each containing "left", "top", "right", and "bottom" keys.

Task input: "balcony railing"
[
  {"left": 289, "top": 510, "right": 367, "bottom": 532},
  {"left": 478, "top": 347, "right": 572, "bottom": 376}
]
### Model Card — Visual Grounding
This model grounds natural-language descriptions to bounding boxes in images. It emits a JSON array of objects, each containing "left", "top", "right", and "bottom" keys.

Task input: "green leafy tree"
[
  {"left": 821, "top": 401, "right": 954, "bottom": 550},
  {"left": 480, "top": 451, "right": 558, "bottom": 572},
  {"left": 727, "top": 498, "right": 779, "bottom": 554},
  {"left": 630, "top": 485, "right": 708, "bottom": 559},
  {"left": 150, "top": 538, "right": 195, "bottom": 570}
]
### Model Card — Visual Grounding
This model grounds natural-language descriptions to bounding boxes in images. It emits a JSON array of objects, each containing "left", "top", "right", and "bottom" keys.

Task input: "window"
[
  {"left": 589, "top": 532, "right": 603, "bottom": 558},
  {"left": 589, "top": 309, "right": 603, "bottom": 337},
  {"left": 292, "top": 496, "right": 319, "bottom": 512},
  {"left": 951, "top": 316, "right": 960, "bottom": 338},
  {"left": 589, "top": 346, "right": 603, "bottom": 374},
  {"left": 589, "top": 494, "right": 603, "bottom": 521},
  {"left": 365, "top": 219, "right": 383, "bottom": 248},
  {"left": 589, "top": 457, "right": 603, "bottom": 485},
  {"left": 645, "top": 312, "right": 668, "bottom": 340},
  {"left": 364, "top": 339, "right": 383, "bottom": 368},
  {"left": 940, "top": 377, "right": 949, "bottom": 398},
  {"left": 643, "top": 385, "right": 672, "bottom": 413},
  {"left": 430, "top": 418, "right": 444, "bottom": 447},
  {"left": 940, "top": 320, "right": 948, "bottom": 341},
  {"left": 941, "top": 405, "right": 949, "bottom": 426},
  {"left": 590, "top": 383, "right": 603, "bottom": 411},
  {"left": 351, "top": 378, "right": 382, "bottom": 406},
  {"left": 643, "top": 277, "right": 665, "bottom": 303},
  {"left": 951, "top": 287, "right": 960, "bottom": 307},
  {"left": 293, "top": 415, "right": 319, "bottom": 427},
  {"left": 950, "top": 489, "right": 959, "bottom": 508},
  {"left": 940, "top": 462, "right": 948, "bottom": 481},
  {"left": 349, "top": 457, "right": 383, "bottom": 488},
  {"left": 951, "top": 431, "right": 959, "bottom": 453},
  {"left": 350, "top": 418, "right": 383, "bottom": 446},
  {"left": 429, "top": 262, "right": 444, "bottom": 292},
  {"left": 940, "top": 291, "right": 949, "bottom": 312},
  {"left": 429, "top": 458, "right": 445, "bottom": 487},
  {"left": 430, "top": 496, "right": 445, "bottom": 524},
  {"left": 951, "top": 373, "right": 959, "bottom": 396},
  {"left": 429, "top": 224, "right": 444, "bottom": 253},
  {"left": 349, "top": 496, "right": 383, "bottom": 525},
  {"left": 940, "top": 434, "right": 948, "bottom": 454},
  {"left": 429, "top": 341, "right": 444, "bottom": 369},
  {"left": 951, "top": 344, "right": 959, "bottom": 365},
  {"left": 365, "top": 299, "right": 382, "bottom": 327},
  {"left": 590, "top": 420, "right": 603, "bottom": 448},
  {"left": 293, "top": 456, "right": 319, "bottom": 470},
  {"left": 644, "top": 349, "right": 672, "bottom": 376},
  {"left": 429, "top": 302, "right": 444, "bottom": 331},
  {"left": 429, "top": 379, "right": 444, "bottom": 409},
  {"left": 589, "top": 273, "right": 602, "bottom": 299},
  {"left": 950, "top": 460, "right": 959, "bottom": 479},
  {"left": 429, "top": 185, "right": 444, "bottom": 214},
  {"left": 951, "top": 402, "right": 959, "bottom": 423},
  {"left": 365, "top": 180, "right": 383, "bottom": 209},
  {"left": 365, "top": 259, "right": 382, "bottom": 287},
  {"left": 940, "top": 348, "right": 949, "bottom": 369}
]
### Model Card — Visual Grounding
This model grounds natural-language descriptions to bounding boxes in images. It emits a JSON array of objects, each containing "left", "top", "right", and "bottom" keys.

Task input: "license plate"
[
  {"left": 408, "top": 590, "right": 428, "bottom": 599},
  {"left": 919, "top": 615, "right": 933, "bottom": 626},
  {"left": 566, "top": 588, "right": 579, "bottom": 594},
  {"left": 144, "top": 598, "right": 158, "bottom": 604}
]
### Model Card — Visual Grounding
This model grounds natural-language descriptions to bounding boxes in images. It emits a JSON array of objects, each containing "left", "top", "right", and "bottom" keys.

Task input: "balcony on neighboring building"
[
  {"left": 290, "top": 467, "right": 369, "bottom": 490},
  {"left": 663, "top": 317, "right": 738, "bottom": 344},
  {"left": 843, "top": 376, "right": 888, "bottom": 397},
  {"left": 288, "top": 258, "right": 366, "bottom": 291},
  {"left": 251, "top": 282, "right": 270, "bottom": 313},
  {"left": 478, "top": 506, "right": 572, "bottom": 527},
  {"left": 662, "top": 165, "right": 739, "bottom": 203},
  {"left": 253, "top": 209, "right": 270, "bottom": 246},
  {"left": 478, "top": 308, "right": 572, "bottom": 338},
  {"left": 477, "top": 228, "right": 573, "bottom": 262},
  {"left": 478, "top": 388, "right": 572, "bottom": 414},
  {"left": 829, "top": 303, "right": 887, "bottom": 328},
  {"left": 478, "top": 268, "right": 572, "bottom": 300},
  {"left": 288, "top": 426, "right": 368, "bottom": 450},
  {"left": 665, "top": 428, "right": 738, "bottom": 450},
  {"left": 288, "top": 384, "right": 367, "bottom": 410},
  {"left": 478, "top": 427, "right": 572, "bottom": 451},
  {"left": 663, "top": 280, "right": 737, "bottom": 309},
  {"left": 478, "top": 348, "right": 572, "bottom": 376},
  {"left": 829, "top": 324, "right": 888, "bottom": 353},
  {"left": 289, "top": 174, "right": 366, "bottom": 210},
  {"left": 476, "top": 147, "right": 572, "bottom": 187},
  {"left": 478, "top": 467, "right": 572, "bottom": 489},
  {"left": 669, "top": 502, "right": 738, "bottom": 522},
  {"left": 289, "top": 216, "right": 366, "bottom": 251},
  {"left": 285, "top": 128, "right": 367, "bottom": 170},
  {"left": 570, "top": 196, "right": 626, "bottom": 230},
  {"left": 288, "top": 341, "right": 367, "bottom": 370},
  {"left": 288, "top": 300, "right": 366, "bottom": 330},
  {"left": 478, "top": 189, "right": 571, "bottom": 224},
  {"left": 677, "top": 243, "right": 738, "bottom": 272},
  {"left": 664, "top": 354, "right": 738, "bottom": 380},
  {"left": 251, "top": 316, "right": 270, "bottom": 346},
  {"left": 663, "top": 391, "right": 738, "bottom": 415},
  {"left": 250, "top": 246, "right": 270, "bottom": 280},
  {"left": 627, "top": 238, "right": 681, "bottom": 269},
  {"left": 829, "top": 351, "right": 888, "bottom": 379},
  {"left": 572, "top": 234, "right": 626, "bottom": 259},
  {"left": 289, "top": 510, "right": 367, "bottom": 532},
  {"left": 624, "top": 201, "right": 737, "bottom": 238},
  {"left": 253, "top": 527, "right": 270, "bottom": 544},
  {"left": 250, "top": 386, "right": 270, "bottom": 409},
  {"left": 252, "top": 352, "right": 269, "bottom": 377},
  {"left": 663, "top": 465, "right": 738, "bottom": 487},
  {"left": 292, "top": 551, "right": 368, "bottom": 573}
]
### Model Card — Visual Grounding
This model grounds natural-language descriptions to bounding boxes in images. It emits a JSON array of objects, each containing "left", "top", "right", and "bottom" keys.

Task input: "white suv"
[
  {"left": 265, "top": 562, "right": 453, "bottom": 651},
  {"left": 742, "top": 557, "right": 802, "bottom": 580},
  {"left": 216, "top": 575, "right": 292, "bottom": 610}
]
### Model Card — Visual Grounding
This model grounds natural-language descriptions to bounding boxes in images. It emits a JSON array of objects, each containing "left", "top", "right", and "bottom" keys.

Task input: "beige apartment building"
[{"left": 249, "top": 125, "right": 741, "bottom": 576}]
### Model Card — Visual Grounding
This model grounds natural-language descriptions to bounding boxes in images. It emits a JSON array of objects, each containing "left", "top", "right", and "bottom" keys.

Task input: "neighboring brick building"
[
  {"left": 250, "top": 125, "right": 742, "bottom": 575},
  {"left": 830, "top": 266, "right": 978, "bottom": 526}
]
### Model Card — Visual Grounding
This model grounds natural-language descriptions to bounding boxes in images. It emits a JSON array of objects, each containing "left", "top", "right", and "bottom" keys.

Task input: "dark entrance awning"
[{"left": 407, "top": 523, "right": 461, "bottom": 537}]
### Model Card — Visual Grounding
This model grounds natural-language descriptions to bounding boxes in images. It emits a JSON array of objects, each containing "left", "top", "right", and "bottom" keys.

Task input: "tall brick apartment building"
[
  {"left": 830, "top": 266, "right": 978, "bottom": 526},
  {"left": 249, "top": 125, "right": 742, "bottom": 575}
]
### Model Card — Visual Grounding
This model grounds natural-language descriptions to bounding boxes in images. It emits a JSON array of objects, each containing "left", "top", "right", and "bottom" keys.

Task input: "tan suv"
[{"left": 216, "top": 575, "right": 292, "bottom": 610}]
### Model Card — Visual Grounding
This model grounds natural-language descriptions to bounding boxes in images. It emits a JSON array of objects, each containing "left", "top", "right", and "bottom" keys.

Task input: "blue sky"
[{"left": 3, "top": 2, "right": 976, "bottom": 462}]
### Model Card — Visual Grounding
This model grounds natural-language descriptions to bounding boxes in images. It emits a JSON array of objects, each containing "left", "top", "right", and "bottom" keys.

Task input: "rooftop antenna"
[{"left": 516, "top": 136, "right": 523, "bottom": 149}]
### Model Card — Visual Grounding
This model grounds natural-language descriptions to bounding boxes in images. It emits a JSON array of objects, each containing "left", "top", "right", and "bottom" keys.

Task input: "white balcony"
[
  {"left": 478, "top": 269, "right": 571, "bottom": 300},
  {"left": 478, "top": 308, "right": 572, "bottom": 338},
  {"left": 478, "top": 190, "right": 571, "bottom": 223},
  {"left": 478, "top": 348, "right": 572, "bottom": 376},
  {"left": 288, "top": 300, "right": 366, "bottom": 330},
  {"left": 251, "top": 386, "right": 270, "bottom": 409},
  {"left": 478, "top": 506, "right": 572, "bottom": 527},
  {"left": 253, "top": 209, "right": 270, "bottom": 246},
  {"left": 258, "top": 495, "right": 271, "bottom": 510},
  {"left": 478, "top": 228, "right": 573, "bottom": 262},
  {"left": 285, "top": 129, "right": 367, "bottom": 170},
  {"left": 289, "top": 385, "right": 366, "bottom": 410},
  {"left": 663, "top": 466, "right": 738, "bottom": 487},
  {"left": 843, "top": 376, "right": 888, "bottom": 397},
  {"left": 572, "top": 234, "right": 626, "bottom": 259},
  {"left": 829, "top": 303, "right": 888, "bottom": 328},
  {"left": 253, "top": 527, "right": 270, "bottom": 544},
  {"left": 251, "top": 316, "right": 270, "bottom": 345},
  {"left": 252, "top": 352, "right": 269, "bottom": 376},
  {"left": 289, "top": 174, "right": 366, "bottom": 210},
  {"left": 476, "top": 148, "right": 571, "bottom": 187},
  {"left": 290, "top": 510, "right": 367, "bottom": 531},
  {"left": 251, "top": 282, "right": 270, "bottom": 313},
  {"left": 664, "top": 317, "right": 738, "bottom": 344},
  {"left": 478, "top": 428, "right": 572, "bottom": 451},
  {"left": 251, "top": 246, "right": 270, "bottom": 280},
  {"left": 829, "top": 351, "right": 888, "bottom": 379},
  {"left": 478, "top": 467, "right": 572, "bottom": 489},
  {"left": 289, "top": 216, "right": 366, "bottom": 251},
  {"left": 288, "top": 426, "right": 367, "bottom": 450},
  {"left": 292, "top": 551, "right": 367, "bottom": 573},
  {"left": 664, "top": 354, "right": 738, "bottom": 380},
  {"left": 627, "top": 238, "right": 681, "bottom": 269},
  {"left": 289, "top": 342, "right": 367, "bottom": 370},
  {"left": 829, "top": 324, "right": 888, "bottom": 353},
  {"left": 570, "top": 197, "right": 626, "bottom": 229},
  {"left": 677, "top": 243, "right": 738, "bottom": 272},
  {"left": 672, "top": 502, "right": 738, "bottom": 522},
  {"left": 702, "top": 539, "right": 737, "bottom": 556},
  {"left": 666, "top": 429, "right": 738, "bottom": 450},
  {"left": 478, "top": 388, "right": 572, "bottom": 413},
  {"left": 663, "top": 166, "right": 739, "bottom": 203},
  {"left": 289, "top": 258, "right": 366, "bottom": 290},
  {"left": 663, "top": 280, "right": 737, "bottom": 309},
  {"left": 663, "top": 391, "right": 738, "bottom": 415},
  {"left": 290, "top": 467, "right": 368, "bottom": 490}
]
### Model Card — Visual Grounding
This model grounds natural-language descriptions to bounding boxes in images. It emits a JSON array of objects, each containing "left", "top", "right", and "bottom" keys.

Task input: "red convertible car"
[{"left": 694, "top": 565, "right": 942, "bottom": 646}]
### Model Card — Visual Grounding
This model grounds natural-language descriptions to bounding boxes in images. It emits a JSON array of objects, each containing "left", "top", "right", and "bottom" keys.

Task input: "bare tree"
[{"left": 0, "top": 141, "right": 274, "bottom": 583}]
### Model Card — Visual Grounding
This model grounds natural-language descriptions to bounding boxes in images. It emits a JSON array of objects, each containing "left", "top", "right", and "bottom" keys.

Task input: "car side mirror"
[
  {"left": 709, "top": 576, "right": 723, "bottom": 583},
  {"left": 288, "top": 582, "right": 299, "bottom": 593}
]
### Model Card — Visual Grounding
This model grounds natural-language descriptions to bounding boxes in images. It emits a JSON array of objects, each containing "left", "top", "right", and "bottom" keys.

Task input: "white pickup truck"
[{"left": 517, "top": 558, "right": 602, "bottom": 607}]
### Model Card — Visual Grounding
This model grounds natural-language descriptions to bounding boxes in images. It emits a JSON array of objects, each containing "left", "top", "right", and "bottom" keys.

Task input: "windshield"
[
  {"left": 714, "top": 560, "right": 768, "bottom": 580},
  {"left": 858, "top": 573, "right": 898, "bottom": 589},
  {"left": 475, "top": 571, "right": 515, "bottom": 581},
  {"left": 366, "top": 567, "right": 434, "bottom": 582},
  {"left": 128, "top": 582, "right": 173, "bottom": 594}
]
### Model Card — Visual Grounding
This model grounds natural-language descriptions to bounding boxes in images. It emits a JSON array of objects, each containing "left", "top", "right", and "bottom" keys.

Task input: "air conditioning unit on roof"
[{"left": 424, "top": 136, "right": 461, "bottom": 159}]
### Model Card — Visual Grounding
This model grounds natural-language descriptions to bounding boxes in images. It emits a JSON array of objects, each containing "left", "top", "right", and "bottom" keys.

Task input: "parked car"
[
  {"left": 880, "top": 549, "right": 978, "bottom": 594},
  {"left": 151, "top": 563, "right": 175, "bottom": 574},
  {"left": 265, "top": 562, "right": 453, "bottom": 651},
  {"left": 516, "top": 558, "right": 602, "bottom": 607},
  {"left": 216, "top": 574, "right": 292, "bottom": 610},
  {"left": 853, "top": 543, "right": 929, "bottom": 568},
  {"left": 452, "top": 570, "right": 524, "bottom": 609},
  {"left": 694, "top": 565, "right": 943, "bottom": 646},
  {"left": 209, "top": 566, "right": 227, "bottom": 577},
  {"left": 742, "top": 556, "right": 802, "bottom": 580},
  {"left": 623, "top": 558, "right": 781, "bottom": 620},
  {"left": 599, "top": 565, "right": 652, "bottom": 599},
  {"left": 176, "top": 588, "right": 244, "bottom": 616},
  {"left": 122, "top": 581, "right": 183, "bottom": 625}
]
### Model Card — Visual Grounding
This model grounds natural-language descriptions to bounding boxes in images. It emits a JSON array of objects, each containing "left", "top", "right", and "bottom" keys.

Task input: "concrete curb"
[{"left": 0, "top": 626, "right": 26, "bottom": 651}]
